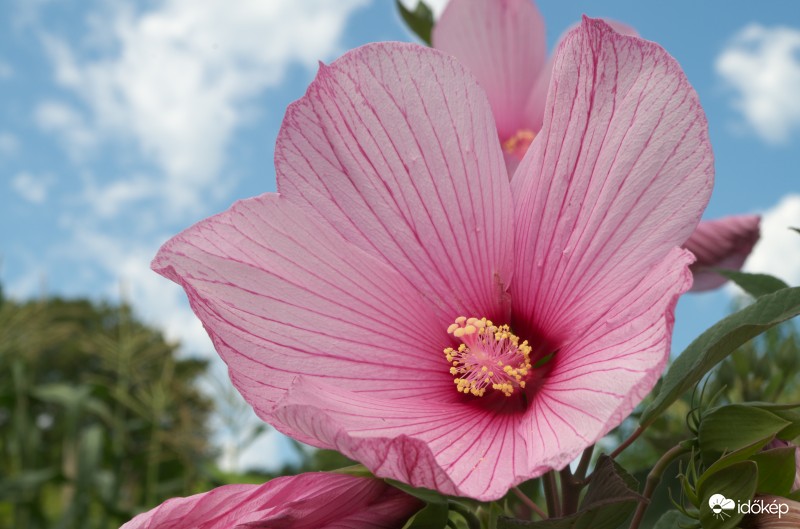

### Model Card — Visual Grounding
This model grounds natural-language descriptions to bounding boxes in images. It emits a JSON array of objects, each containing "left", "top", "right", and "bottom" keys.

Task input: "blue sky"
[{"left": 2, "top": 0, "right": 799, "bottom": 470}]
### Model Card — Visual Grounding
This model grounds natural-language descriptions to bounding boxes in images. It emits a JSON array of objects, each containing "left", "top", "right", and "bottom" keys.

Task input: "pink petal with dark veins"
[
  {"left": 519, "top": 19, "right": 638, "bottom": 149},
  {"left": 153, "top": 195, "right": 453, "bottom": 419},
  {"left": 512, "top": 17, "right": 713, "bottom": 343},
  {"left": 275, "top": 43, "right": 514, "bottom": 321},
  {"left": 684, "top": 214, "right": 761, "bottom": 291},
  {"left": 433, "top": 0, "right": 546, "bottom": 143},
  {"left": 120, "top": 473, "right": 421, "bottom": 529}
]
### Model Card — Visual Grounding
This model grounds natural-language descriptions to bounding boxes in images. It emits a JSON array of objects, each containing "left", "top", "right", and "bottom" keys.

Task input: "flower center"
[
  {"left": 444, "top": 316, "right": 532, "bottom": 397},
  {"left": 501, "top": 129, "right": 536, "bottom": 160}
]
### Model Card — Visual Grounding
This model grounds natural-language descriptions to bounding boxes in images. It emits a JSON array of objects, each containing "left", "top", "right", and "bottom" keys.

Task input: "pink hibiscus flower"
[
  {"left": 434, "top": 0, "right": 636, "bottom": 172},
  {"left": 682, "top": 213, "right": 761, "bottom": 291},
  {"left": 433, "top": 0, "right": 759, "bottom": 290},
  {"left": 153, "top": 19, "right": 713, "bottom": 499},
  {"left": 121, "top": 473, "right": 421, "bottom": 529}
]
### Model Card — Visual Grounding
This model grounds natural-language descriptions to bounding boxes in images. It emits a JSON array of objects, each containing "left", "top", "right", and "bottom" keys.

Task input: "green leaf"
[
  {"left": 332, "top": 464, "right": 374, "bottom": 478},
  {"left": 790, "top": 227, "right": 800, "bottom": 236},
  {"left": 402, "top": 501, "right": 449, "bottom": 529},
  {"left": 698, "top": 405, "right": 789, "bottom": 460},
  {"left": 772, "top": 409, "right": 800, "bottom": 440},
  {"left": 396, "top": 0, "right": 434, "bottom": 45},
  {"left": 715, "top": 269, "right": 789, "bottom": 298},
  {"left": 387, "top": 479, "right": 448, "bottom": 505},
  {"left": 697, "top": 461, "right": 757, "bottom": 529},
  {"left": 77, "top": 424, "right": 104, "bottom": 481},
  {"left": 751, "top": 446, "right": 797, "bottom": 496},
  {"left": 681, "top": 472, "right": 701, "bottom": 508},
  {"left": 696, "top": 436, "right": 773, "bottom": 491},
  {"left": 640, "top": 287, "right": 800, "bottom": 426},
  {"left": 497, "top": 456, "right": 642, "bottom": 529},
  {"left": 739, "top": 402, "right": 800, "bottom": 439},
  {"left": 653, "top": 510, "right": 696, "bottom": 529},
  {"left": 487, "top": 502, "right": 505, "bottom": 529},
  {"left": 743, "top": 401, "right": 800, "bottom": 411},
  {"left": 32, "top": 383, "right": 91, "bottom": 409},
  {"left": 0, "top": 468, "right": 60, "bottom": 501}
]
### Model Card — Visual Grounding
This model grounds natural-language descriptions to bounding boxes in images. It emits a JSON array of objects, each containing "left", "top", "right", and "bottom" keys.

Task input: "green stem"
[
  {"left": 610, "top": 425, "right": 646, "bottom": 459},
  {"left": 560, "top": 445, "right": 595, "bottom": 515},
  {"left": 575, "top": 445, "right": 594, "bottom": 482},
  {"left": 560, "top": 467, "right": 578, "bottom": 515},
  {"left": 448, "top": 501, "right": 481, "bottom": 529},
  {"left": 11, "top": 361, "right": 31, "bottom": 529},
  {"left": 512, "top": 486, "right": 548, "bottom": 520},
  {"left": 628, "top": 444, "right": 690, "bottom": 529},
  {"left": 543, "top": 471, "right": 561, "bottom": 518}
]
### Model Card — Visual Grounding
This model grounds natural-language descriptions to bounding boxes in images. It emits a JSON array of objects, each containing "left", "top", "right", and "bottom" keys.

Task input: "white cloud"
[
  {"left": 743, "top": 194, "right": 800, "bottom": 286},
  {"left": 11, "top": 0, "right": 57, "bottom": 27},
  {"left": 716, "top": 24, "right": 800, "bottom": 144},
  {"left": 40, "top": 0, "right": 369, "bottom": 217},
  {"left": 4, "top": 262, "right": 48, "bottom": 300},
  {"left": 398, "top": 0, "right": 449, "bottom": 18},
  {"left": 0, "top": 59, "right": 12, "bottom": 79},
  {"left": 81, "top": 175, "right": 158, "bottom": 219},
  {"left": 66, "top": 228, "right": 212, "bottom": 356},
  {"left": 10, "top": 171, "right": 54, "bottom": 204},
  {"left": 35, "top": 100, "right": 96, "bottom": 157},
  {"left": 0, "top": 132, "right": 19, "bottom": 157}
]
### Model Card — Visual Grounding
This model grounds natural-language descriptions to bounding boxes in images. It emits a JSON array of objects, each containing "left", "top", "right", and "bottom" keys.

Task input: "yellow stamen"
[
  {"left": 444, "top": 316, "right": 532, "bottom": 397},
  {"left": 502, "top": 129, "right": 537, "bottom": 159}
]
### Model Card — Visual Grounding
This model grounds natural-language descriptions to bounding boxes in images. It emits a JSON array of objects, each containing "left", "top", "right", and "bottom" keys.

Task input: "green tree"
[{"left": 0, "top": 290, "right": 215, "bottom": 528}]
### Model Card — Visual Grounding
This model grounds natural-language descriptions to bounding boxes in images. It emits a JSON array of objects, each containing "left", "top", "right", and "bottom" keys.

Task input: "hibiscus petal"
[
  {"left": 512, "top": 18, "right": 713, "bottom": 341},
  {"left": 522, "top": 248, "right": 693, "bottom": 470},
  {"left": 683, "top": 214, "right": 761, "bottom": 291},
  {"left": 272, "top": 377, "right": 528, "bottom": 501},
  {"left": 520, "top": 19, "right": 638, "bottom": 149},
  {"left": 121, "top": 473, "right": 421, "bottom": 529},
  {"left": 433, "top": 0, "right": 546, "bottom": 142},
  {"left": 276, "top": 43, "right": 513, "bottom": 321},
  {"left": 152, "top": 194, "right": 452, "bottom": 420}
]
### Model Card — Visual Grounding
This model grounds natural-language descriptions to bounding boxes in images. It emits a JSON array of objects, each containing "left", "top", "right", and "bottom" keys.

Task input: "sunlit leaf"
[
  {"left": 698, "top": 405, "right": 789, "bottom": 460},
  {"left": 697, "top": 436, "right": 773, "bottom": 491},
  {"left": 332, "top": 463, "right": 374, "bottom": 478},
  {"left": 748, "top": 404, "right": 800, "bottom": 440},
  {"left": 395, "top": 0, "right": 434, "bottom": 45},
  {"left": 640, "top": 287, "right": 800, "bottom": 426},
  {"left": 715, "top": 269, "right": 789, "bottom": 298},
  {"left": 387, "top": 479, "right": 448, "bottom": 505}
]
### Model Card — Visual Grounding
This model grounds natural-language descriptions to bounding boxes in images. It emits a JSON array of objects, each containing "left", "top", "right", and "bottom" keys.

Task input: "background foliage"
[{"left": 0, "top": 286, "right": 216, "bottom": 528}]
